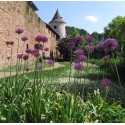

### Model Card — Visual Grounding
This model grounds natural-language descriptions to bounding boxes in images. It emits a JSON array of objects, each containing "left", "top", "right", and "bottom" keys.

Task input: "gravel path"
[{"left": 0, "top": 62, "right": 65, "bottom": 78}]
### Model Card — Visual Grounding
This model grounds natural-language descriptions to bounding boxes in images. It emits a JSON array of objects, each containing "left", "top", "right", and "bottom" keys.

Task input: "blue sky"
[{"left": 33, "top": 1, "right": 125, "bottom": 34}]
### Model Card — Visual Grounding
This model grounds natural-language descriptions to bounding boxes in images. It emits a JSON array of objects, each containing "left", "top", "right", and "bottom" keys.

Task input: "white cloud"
[{"left": 85, "top": 16, "right": 98, "bottom": 23}]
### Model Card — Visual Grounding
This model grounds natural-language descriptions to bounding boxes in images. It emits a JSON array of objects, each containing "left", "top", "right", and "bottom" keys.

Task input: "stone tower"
[{"left": 49, "top": 9, "right": 66, "bottom": 38}]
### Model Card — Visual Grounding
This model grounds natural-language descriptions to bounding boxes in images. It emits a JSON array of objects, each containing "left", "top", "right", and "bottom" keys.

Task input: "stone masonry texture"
[{"left": 0, "top": 1, "right": 58, "bottom": 68}]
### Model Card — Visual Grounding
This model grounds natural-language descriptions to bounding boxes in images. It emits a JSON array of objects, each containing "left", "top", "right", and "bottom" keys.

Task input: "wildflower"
[
  {"left": 17, "top": 54, "right": 23, "bottom": 59},
  {"left": 68, "top": 41, "right": 76, "bottom": 47},
  {"left": 73, "top": 36, "right": 83, "bottom": 44},
  {"left": 74, "top": 58, "right": 81, "bottom": 63},
  {"left": 44, "top": 47, "right": 49, "bottom": 52},
  {"left": 86, "top": 35, "right": 94, "bottom": 43},
  {"left": 48, "top": 60, "right": 54, "bottom": 65},
  {"left": 103, "top": 38, "right": 118, "bottom": 52},
  {"left": 16, "top": 28, "right": 24, "bottom": 34},
  {"left": 74, "top": 63, "right": 83, "bottom": 70},
  {"left": 102, "top": 55, "right": 110, "bottom": 61},
  {"left": 25, "top": 49, "right": 31, "bottom": 54},
  {"left": 21, "top": 36, "right": 28, "bottom": 41},
  {"left": 35, "top": 35, "right": 48, "bottom": 43},
  {"left": 95, "top": 42, "right": 104, "bottom": 52},
  {"left": 74, "top": 49, "right": 84, "bottom": 55},
  {"left": 5, "top": 41, "right": 10, "bottom": 46},
  {"left": 85, "top": 45, "right": 94, "bottom": 53},
  {"left": 37, "top": 66, "right": 43, "bottom": 70},
  {"left": 79, "top": 55, "right": 88, "bottom": 61},
  {"left": 100, "top": 78, "right": 112, "bottom": 87},
  {"left": 22, "top": 54, "right": 29, "bottom": 61},
  {"left": 33, "top": 51, "right": 39, "bottom": 57},
  {"left": 34, "top": 43, "right": 43, "bottom": 50}
]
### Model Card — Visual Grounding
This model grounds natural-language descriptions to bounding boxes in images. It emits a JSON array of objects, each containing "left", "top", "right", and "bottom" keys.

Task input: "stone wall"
[{"left": 0, "top": 1, "right": 58, "bottom": 68}]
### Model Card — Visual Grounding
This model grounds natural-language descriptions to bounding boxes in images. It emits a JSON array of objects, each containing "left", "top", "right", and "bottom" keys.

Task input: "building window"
[{"left": 54, "top": 26, "right": 57, "bottom": 29}]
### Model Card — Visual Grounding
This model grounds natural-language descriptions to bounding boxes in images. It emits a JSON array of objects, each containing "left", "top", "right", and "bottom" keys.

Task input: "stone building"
[{"left": 0, "top": 1, "right": 66, "bottom": 68}]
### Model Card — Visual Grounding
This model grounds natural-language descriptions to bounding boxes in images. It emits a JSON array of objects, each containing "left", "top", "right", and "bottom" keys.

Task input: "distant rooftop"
[
  {"left": 49, "top": 9, "right": 66, "bottom": 23},
  {"left": 28, "top": 1, "right": 38, "bottom": 11}
]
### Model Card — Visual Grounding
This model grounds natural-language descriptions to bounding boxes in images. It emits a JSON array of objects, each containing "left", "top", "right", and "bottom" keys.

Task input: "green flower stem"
[{"left": 112, "top": 51, "right": 124, "bottom": 96}]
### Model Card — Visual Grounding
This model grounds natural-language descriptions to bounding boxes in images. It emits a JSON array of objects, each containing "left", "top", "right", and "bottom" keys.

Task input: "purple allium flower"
[
  {"left": 17, "top": 54, "right": 23, "bottom": 59},
  {"left": 79, "top": 55, "right": 88, "bottom": 61},
  {"left": 100, "top": 78, "right": 112, "bottom": 87},
  {"left": 68, "top": 41, "right": 76, "bottom": 47},
  {"left": 33, "top": 51, "right": 39, "bottom": 57},
  {"left": 16, "top": 28, "right": 24, "bottom": 34},
  {"left": 95, "top": 42, "right": 104, "bottom": 52},
  {"left": 74, "top": 49, "right": 84, "bottom": 55},
  {"left": 37, "top": 66, "right": 43, "bottom": 70},
  {"left": 44, "top": 47, "right": 49, "bottom": 52},
  {"left": 86, "top": 35, "right": 94, "bottom": 43},
  {"left": 5, "top": 41, "right": 10, "bottom": 46},
  {"left": 10, "top": 41, "right": 14, "bottom": 45},
  {"left": 74, "top": 63, "right": 84, "bottom": 70},
  {"left": 35, "top": 35, "right": 48, "bottom": 43},
  {"left": 102, "top": 55, "right": 110, "bottom": 61},
  {"left": 7, "top": 57, "right": 10, "bottom": 60},
  {"left": 103, "top": 38, "right": 118, "bottom": 52},
  {"left": 74, "top": 58, "right": 81, "bottom": 63},
  {"left": 85, "top": 45, "right": 94, "bottom": 53},
  {"left": 22, "top": 54, "right": 29, "bottom": 61},
  {"left": 25, "top": 67, "right": 30, "bottom": 72},
  {"left": 34, "top": 43, "right": 43, "bottom": 50},
  {"left": 21, "top": 36, "right": 28, "bottom": 41},
  {"left": 48, "top": 60, "right": 54, "bottom": 65},
  {"left": 25, "top": 49, "right": 31, "bottom": 54},
  {"left": 73, "top": 36, "right": 83, "bottom": 44}
]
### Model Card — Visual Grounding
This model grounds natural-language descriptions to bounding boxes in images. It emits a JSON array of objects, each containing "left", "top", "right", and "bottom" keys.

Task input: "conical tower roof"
[{"left": 49, "top": 9, "right": 66, "bottom": 23}]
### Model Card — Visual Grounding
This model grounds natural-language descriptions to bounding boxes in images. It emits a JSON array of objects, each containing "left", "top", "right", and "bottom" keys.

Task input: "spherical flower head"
[
  {"left": 23, "top": 54, "right": 29, "bottom": 61},
  {"left": 25, "top": 67, "right": 30, "bottom": 72},
  {"left": 44, "top": 47, "right": 49, "bottom": 52},
  {"left": 16, "top": 28, "right": 24, "bottom": 34},
  {"left": 5, "top": 41, "right": 10, "bottom": 46},
  {"left": 85, "top": 45, "right": 94, "bottom": 53},
  {"left": 74, "top": 63, "right": 83, "bottom": 70},
  {"left": 95, "top": 42, "right": 104, "bottom": 52},
  {"left": 17, "top": 54, "right": 23, "bottom": 59},
  {"left": 103, "top": 38, "right": 118, "bottom": 52},
  {"left": 21, "top": 36, "right": 28, "bottom": 41},
  {"left": 48, "top": 60, "right": 54, "bottom": 65},
  {"left": 68, "top": 41, "right": 76, "bottom": 47},
  {"left": 73, "top": 36, "right": 83, "bottom": 44},
  {"left": 10, "top": 41, "right": 14, "bottom": 45},
  {"left": 25, "top": 49, "right": 31, "bottom": 54},
  {"left": 34, "top": 43, "right": 43, "bottom": 50},
  {"left": 33, "top": 51, "right": 39, "bottom": 57},
  {"left": 35, "top": 35, "right": 48, "bottom": 43},
  {"left": 74, "top": 58, "right": 81, "bottom": 63},
  {"left": 102, "top": 55, "right": 110, "bottom": 61},
  {"left": 37, "top": 66, "right": 43, "bottom": 70},
  {"left": 100, "top": 78, "right": 112, "bottom": 87},
  {"left": 74, "top": 49, "right": 84, "bottom": 55},
  {"left": 86, "top": 35, "right": 94, "bottom": 43},
  {"left": 7, "top": 57, "right": 10, "bottom": 60},
  {"left": 79, "top": 55, "right": 88, "bottom": 61}
]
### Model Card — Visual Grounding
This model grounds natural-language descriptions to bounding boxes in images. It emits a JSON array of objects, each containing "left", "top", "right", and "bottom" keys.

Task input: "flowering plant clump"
[
  {"left": 74, "top": 63, "right": 84, "bottom": 70},
  {"left": 95, "top": 42, "right": 104, "bottom": 52},
  {"left": 103, "top": 38, "right": 118, "bottom": 52},
  {"left": 102, "top": 55, "right": 110, "bottom": 61},
  {"left": 85, "top": 45, "right": 94, "bottom": 53},
  {"left": 48, "top": 60, "right": 54, "bottom": 65},
  {"left": 86, "top": 35, "right": 94, "bottom": 43},
  {"left": 16, "top": 28, "right": 24, "bottom": 34},
  {"left": 100, "top": 78, "right": 112, "bottom": 87},
  {"left": 21, "top": 36, "right": 28, "bottom": 41},
  {"left": 73, "top": 36, "right": 83, "bottom": 44},
  {"left": 74, "top": 49, "right": 84, "bottom": 55},
  {"left": 35, "top": 35, "right": 48, "bottom": 43},
  {"left": 44, "top": 48, "right": 49, "bottom": 52},
  {"left": 22, "top": 54, "right": 29, "bottom": 61},
  {"left": 5, "top": 41, "right": 14, "bottom": 46},
  {"left": 17, "top": 54, "right": 23, "bottom": 59},
  {"left": 79, "top": 55, "right": 88, "bottom": 61},
  {"left": 68, "top": 41, "right": 76, "bottom": 47},
  {"left": 34, "top": 44, "right": 43, "bottom": 50}
]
